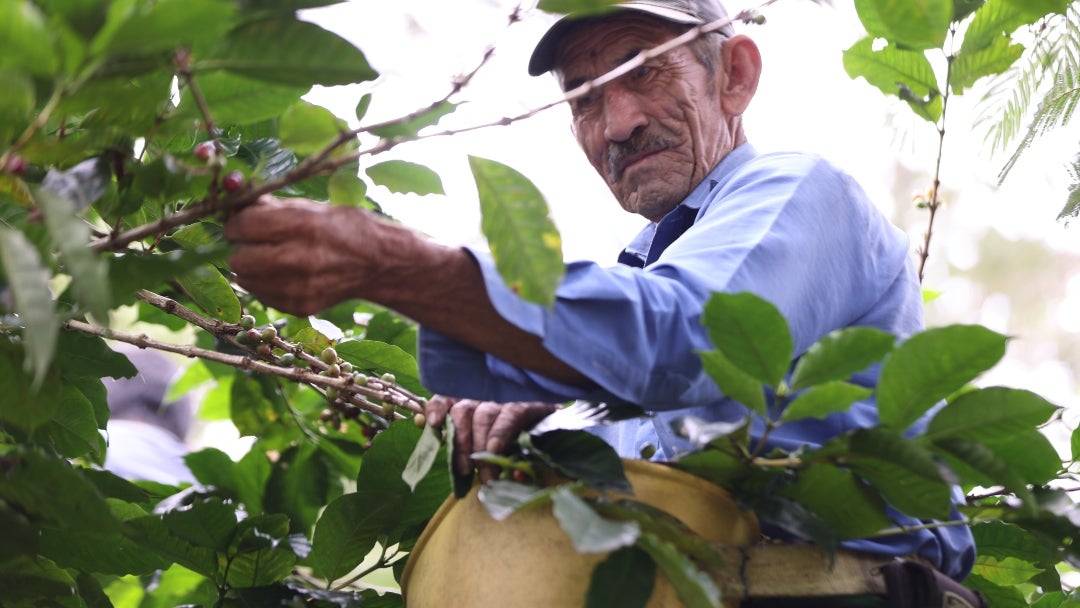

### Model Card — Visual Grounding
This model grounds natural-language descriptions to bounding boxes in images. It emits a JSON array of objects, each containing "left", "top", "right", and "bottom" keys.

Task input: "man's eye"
[{"left": 631, "top": 65, "right": 650, "bottom": 79}]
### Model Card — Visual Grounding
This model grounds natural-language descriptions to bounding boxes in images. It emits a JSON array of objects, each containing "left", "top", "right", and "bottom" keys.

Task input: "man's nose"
[{"left": 602, "top": 86, "right": 648, "bottom": 142}]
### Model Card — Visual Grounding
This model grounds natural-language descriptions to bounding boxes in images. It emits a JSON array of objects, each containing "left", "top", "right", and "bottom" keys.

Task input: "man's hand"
[
  {"left": 425, "top": 395, "right": 558, "bottom": 483},
  {"left": 225, "top": 196, "right": 381, "bottom": 316}
]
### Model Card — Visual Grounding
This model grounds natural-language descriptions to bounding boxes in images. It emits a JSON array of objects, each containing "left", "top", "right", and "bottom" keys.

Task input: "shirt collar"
[{"left": 621, "top": 143, "right": 759, "bottom": 260}]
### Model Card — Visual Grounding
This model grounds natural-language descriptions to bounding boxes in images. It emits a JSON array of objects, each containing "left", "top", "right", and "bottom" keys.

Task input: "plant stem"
[{"left": 917, "top": 29, "right": 957, "bottom": 283}]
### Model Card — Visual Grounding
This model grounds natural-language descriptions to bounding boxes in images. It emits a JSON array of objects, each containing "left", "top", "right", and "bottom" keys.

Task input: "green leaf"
[
  {"left": 846, "top": 428, "right": 952, "bottom": 519},
  {"left": 230, "top": 372, "right": 287, "bottom": 437},
  {"left": 336, "top": 339, "right": 427, "bottom": 396},
  {"left": 843, "top": 36, "right": 942, "bottom": 122},
  {"left": 366, "top": 160, "right": 444, "bottom": 196},
  {"left": 778, "top": 464, "right": 894, "bottom": 539},
  {"left": 37, "top": 187, "right": 112, "bottom": 322},
  {"left": 328, "top": 166, "right": 369, "bottom": 206},
  {"left": 781, "top": 381, "right": 873, "bottom": 422},
  {"left": 264, "top": 443, "right": 335, "bottom": 533},
  {"left": 176, "top": 263, "right": 241, "bottom": 322},
  {"left": 470, "top": 155, "right": 564, "bottom": 306},
  {"left": 185, "top": 447, "right": 271, "bottom": 514},
  {"left": 877, "top": 325, "right": 1008, "bottom": 430},
  {"left": 853, "top": 0, "right": 953, "bottom": 50},
  {"left": 750, "top": 493, "right": 838, "bottom": 553},
  {"left": 586, "top": 546, "right": 656, "bottom": 608},
  {"left": 91, "top": 0, "right": 233, "bottom": 56},
  {"left": 789, "top": 326, "right": 895, "bottom": 391},
  {"left": 999, "top": 0, "right": 1069, "bottom": 20},
  {"left": 0, "top": 555, "right": 79, "bottom": 607},
  {"left": 224, "top": 514, "right": 298, "bottom": 588},
  {"left": 126, "top": 513, "right": 219, "bottom": 579},
  {"left": 0, "top": 343, "right": 62, "bottom": 431},
  {"left": 356, "top": 421, "right": 450, "bottom": 533},
  {"left": 109, "top": 247, "right": 225, "bottom": 305},
  {"left": 172, "top": 71, "right": 307, "bottom": 128},
  {"left": 950, "top": 36, "right": 1024, "bottom": 93},
  {"left": 0, "top": 1, "right": 58, "bottom": 75},
  {"left": 923, "top": 388, "right": 1061, "bottom": 484},
  {"left": 960, "top": 0, "right": 1028, "bottom": 54},
  {"left": 201, "top": 17, "right": 378, "bottom": 87},
  {"left": 160, "top": 497, "right": 237, "bottom": 550},
  {"left": 0, "top": 448, "right": 119, "bottom": 535},
  {"left": 973, "top": 556, "right": 1042, "bottom": 585},
  {"left": 971, "top": 521, "right": 1061, "bottom": 567},
  {"left": 963, "top": 573, "right": 1032, "bottom": 608},
  {"left": 0, "top": 228, "right": 58, "bottom": 388},
  {"left": 0, "top": 500, "right": 38, "bottom": 563},
  {"left": 527, "top": 430, "right": 631, "bottom": 493},
  {"left": 701, "top": 291, "right": 793, "bottom": 388},
  {"left": 39, "top": 500, "right": 169, "bottom": 576},
  {"left": 370, "top": 101, "right": 459, "bottom": 139},
  {"left": 55, "top": 331, "right": 137, "bottom": 379},
  {"left": 952, "top": 0, "right": 985, "bottom": 21},
  {"left": 698, "top": 350, "right": 766, "bottom": 415},
  {"left": 309, "top": 491, "right": 403, "bottom": 580},
  {"left": 279, "top": 100, "right": 349, "bottom": 156},
  {"left": 636, "top": 532, "right": 721, "bottom": 608},
  {"left": 403, "top": 424, "right": 442, "bottom": 492},
  {"left": 551, "top": 487, "right": 640, "bottom": 553},
  {"left": 0, "top": 70, "right": 35, "bottom": 129},
  {"left": 932, "top": 437, "right": 1034, "bottom": 504},
  {"left": 41, "top": 385, "right": 103, "bottom": 459},
  {"left": 672, "top": 449, "right": 749, "bottom": 489}
]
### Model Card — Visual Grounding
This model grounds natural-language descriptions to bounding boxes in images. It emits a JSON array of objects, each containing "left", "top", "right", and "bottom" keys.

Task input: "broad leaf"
[
  {"left": 877, "top": 324, "right": 1008, "bottom": 431},
  {"left": 960, "top": 0, "right": 1028, "bottom": 54},
  {"left": 636, "top": 532, "right": 721, "bottom": 608},
  {"left": 471, "top": 155, "right": 564, "bottom": 306},
  {"left": 0, "top": 228, "right": 58, "bottom": 387},
  {"left": 185, "top": 447, "right": 271, "bottom": 514},
  {"left": 355, "top": 421, "right": 450, "bottom": 533},
  {"left": 671, "top": 449, "right": 748, "bottom": 489},
  {"left": 176, "top": 263, "right": 241, "bottom": 322},
  {"left": 781, "top": 381, "right": 873, "bottom": 422},
  {"left": 366, "top": 160, "right": 444, "bottom": 196},
  {"left": 309, "top": 491, "right": 403, "bottom": 581},
  {"left": 41, "top": 385, "right": 102, "bottom": 459},
  {"left": 108, "top": 247, "right": 225, "bottom": 305},
  {"left": 789, "top": 326, "right": 894, "bottom": 391},
  {"left": 748, "top": 494, "right": 837, "bottom": 553},
  {"left": 279, "top": 100, "right": 349, "bottom": 156},
  {"left": 586, "top": 546, "right": 655, "bottom": 608},
  {"left": 999, "top": 0, "right": 1069, "bottom": 20},
  {"left": 527, "top": 429, "right": 631, "bottom": 493},
  {"left": 90, "top": 0, "right": 233, "bottom": 56},
  {"left": 923, "top": 386, "right": 1058, "bottom": 445},
  {"left": 701, "top": 292, "right": 793, "bottom": 388},
  {"left": 698, "top": 350, "right": 766, "bottom": 415},
  {"left": 778, "top": 464, "right": 894, "bottom": 539},
  {"left": 54, "top": 331, "right": 137, "bottom": 380},
  {"left": 0, "top": 1, "right": 58, "bottom": 75},
  {"left": 551, "top": 487, "right": 640, "bottom": 553},
  {"left": 931, "top": 437, "right": 1034, "bottom": 504},
  {"left": 853, "top": 0, "right": 953, "bottom": 50},
  {"left": 0, "top": 555, "right": 80, "bottom": 607},
  {"left": 172, "top": 72, "right": 306, "bottom": 128},
  {"left": 843, "top": 37, "right": 942, "bottom": 122},
  {"left": 225, "top": 514, "right": 298, "bottom": 588},
  {"left": 846, "top": 428, "right": 952, "bottom": 519},
  {"left": 950, "top": 36, "right": 1024, "bottom": 93},
  {"left": 0, "top": 448, "right": 119, "bottom": 535},
  {"left": 201, "top": 17, "right": 378, "bottom": 87},
  {"left": 328, "top": 166, "right": 369, "bottom": 207},
  {"left": 336, "top": 339, "right": 427, "bottom": 396}
]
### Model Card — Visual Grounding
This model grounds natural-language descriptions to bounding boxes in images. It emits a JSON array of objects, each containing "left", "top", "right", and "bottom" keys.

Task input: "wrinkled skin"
[
  {"left": 556, "top": 13, "right": 759, "bottom": 221},
  {"left": 425, "top": 396, "right": 558, "bottom": 482},
  {"left": 226, "top": 14, "right": 762, "bottom": 481}
]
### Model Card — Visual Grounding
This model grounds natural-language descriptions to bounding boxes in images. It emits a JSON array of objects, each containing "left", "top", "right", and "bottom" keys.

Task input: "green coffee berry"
[
  {"left": 320, "top": 347, "right": 338, "bottom": 364},
  {"left": 240, "top": 315, "right": 256, "bottom": 330},
  {"left": 260, "top": 326, "right": 277, "bottom": 342},
  {"left": 379, "top": 372, "right": 396, "bottom": 384},
  {"left": 279, "top": 353, "right": 295, "bottom": 366}
]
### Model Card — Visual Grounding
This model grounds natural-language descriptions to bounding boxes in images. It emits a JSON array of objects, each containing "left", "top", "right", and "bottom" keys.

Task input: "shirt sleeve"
[{"left": 418, "top": 153, "right": 922, "bottom": 409}]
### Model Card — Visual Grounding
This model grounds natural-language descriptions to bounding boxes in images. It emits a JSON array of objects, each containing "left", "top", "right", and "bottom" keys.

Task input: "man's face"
[{"left": 555, "top": 13, "right": 735, "bottom": 222}]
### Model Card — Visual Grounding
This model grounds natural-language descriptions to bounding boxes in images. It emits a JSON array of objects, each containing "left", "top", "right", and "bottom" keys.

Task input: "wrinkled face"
[{"left": 555, "top": 14, "right": 735, "bottom": 222}]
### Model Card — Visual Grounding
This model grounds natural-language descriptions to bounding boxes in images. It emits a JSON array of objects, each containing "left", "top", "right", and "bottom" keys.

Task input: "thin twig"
[{"left": 917, "top": 27, "right": 957, "bottom": 283}]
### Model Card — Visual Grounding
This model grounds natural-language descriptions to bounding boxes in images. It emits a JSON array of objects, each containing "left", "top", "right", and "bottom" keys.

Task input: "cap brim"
[{"left": 528, "top": 5, "right": 704, "bottom": 76}]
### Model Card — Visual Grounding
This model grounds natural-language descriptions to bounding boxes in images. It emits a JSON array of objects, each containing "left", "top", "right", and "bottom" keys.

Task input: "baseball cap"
[{"left": 528, "top": 0, "right": 734, "bottom": 76}]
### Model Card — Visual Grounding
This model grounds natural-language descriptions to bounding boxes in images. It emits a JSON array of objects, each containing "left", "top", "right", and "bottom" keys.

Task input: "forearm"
[{"left": 360, "top": 222, "right": 588, "bottom": 386}]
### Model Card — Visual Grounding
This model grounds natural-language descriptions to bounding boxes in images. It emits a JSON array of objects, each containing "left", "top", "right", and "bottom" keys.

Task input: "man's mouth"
[{"left": 611, "top": 147, "right": 666, "bottom": 181}]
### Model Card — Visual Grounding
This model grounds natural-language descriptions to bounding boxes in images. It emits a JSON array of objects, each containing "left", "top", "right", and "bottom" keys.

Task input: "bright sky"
[{"left": 302, "top": 0, "right": 1080, "bottom": 437}]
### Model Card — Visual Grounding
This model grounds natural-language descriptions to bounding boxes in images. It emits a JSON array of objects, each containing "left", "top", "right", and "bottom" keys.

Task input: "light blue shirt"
[{"left": 417, "top": 143, "right": 975, "bottom": 580}]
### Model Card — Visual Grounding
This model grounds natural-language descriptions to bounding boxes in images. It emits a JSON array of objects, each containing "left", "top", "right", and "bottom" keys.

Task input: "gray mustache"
[{"left": 608, "top": 133, "right": 673, "bottom": 180}]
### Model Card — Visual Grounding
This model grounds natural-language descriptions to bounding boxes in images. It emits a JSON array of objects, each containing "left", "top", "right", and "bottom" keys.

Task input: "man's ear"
[{"left": 719, "top": 35, "right": 762, "bottom": 116}]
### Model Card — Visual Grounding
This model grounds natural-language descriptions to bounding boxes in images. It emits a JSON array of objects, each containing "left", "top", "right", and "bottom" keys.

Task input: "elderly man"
[{"left": 226, "top": 0, "right": 976, "bottom": 589}]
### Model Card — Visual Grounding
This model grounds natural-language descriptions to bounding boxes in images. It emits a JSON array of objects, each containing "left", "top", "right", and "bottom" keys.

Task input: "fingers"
[{"left": 434, "top": 398, "right": 560, "bottom": 481}]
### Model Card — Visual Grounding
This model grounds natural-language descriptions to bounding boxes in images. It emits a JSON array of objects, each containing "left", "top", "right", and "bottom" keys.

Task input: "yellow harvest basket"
[{"left": 401, "top": 459, "right": 760, "bottom": 608}]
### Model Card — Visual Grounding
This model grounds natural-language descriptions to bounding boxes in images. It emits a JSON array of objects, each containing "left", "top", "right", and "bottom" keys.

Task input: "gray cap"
[{"left": 528, "top": 0, "right": 734, "bottom": 76}]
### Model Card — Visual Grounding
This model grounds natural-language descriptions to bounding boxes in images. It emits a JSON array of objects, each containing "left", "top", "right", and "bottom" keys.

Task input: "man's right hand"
[{"left": 425, "top": 395, "right": 558, "bottom": 483}]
